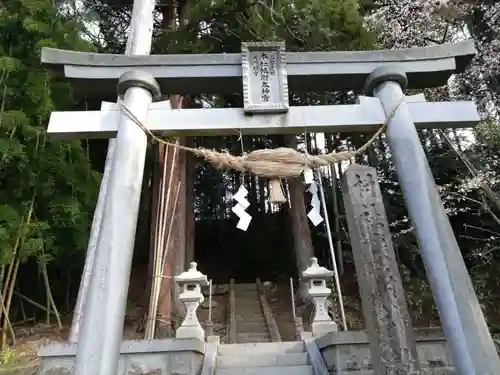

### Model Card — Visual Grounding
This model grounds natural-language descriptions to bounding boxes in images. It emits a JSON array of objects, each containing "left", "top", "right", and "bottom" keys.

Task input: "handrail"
[
  {"left": 316, "top": 170, "right": 348, "bottom": 331},
  {"left": 290, "top": 277, "right": 296, "bottom": 319},
  {"left": 256, "top": 278, "right": 282, "bottom": 342},
  {"left": 206, "top": 279, "right": 213, "bottom": 336},
  {"left": 227, "top": 279, "right": 236, "bottom": 344}
]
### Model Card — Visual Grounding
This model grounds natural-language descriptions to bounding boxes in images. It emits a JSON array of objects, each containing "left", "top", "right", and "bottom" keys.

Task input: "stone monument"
[{"left": 342, "top": 164, "right": 420, "bottom": 374}]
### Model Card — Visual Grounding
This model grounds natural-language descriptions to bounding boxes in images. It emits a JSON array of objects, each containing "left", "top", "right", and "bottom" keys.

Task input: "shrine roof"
[{"left": 41, "top": 40, "right": 475, "bottom": 101}]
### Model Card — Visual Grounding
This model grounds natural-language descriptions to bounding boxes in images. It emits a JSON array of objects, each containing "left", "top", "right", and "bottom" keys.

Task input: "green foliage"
[
  {"left": 0, "top": 346, "right": 16, "bottom": 365},
  {"left": 0, "top": 0, "right": 99, "bottom": 269},
  {"left": 154, "top": 0, "right": 375, "bottom": 54},
  {"left": 475, "top": 118, "right": 500, "bottom": 148}
]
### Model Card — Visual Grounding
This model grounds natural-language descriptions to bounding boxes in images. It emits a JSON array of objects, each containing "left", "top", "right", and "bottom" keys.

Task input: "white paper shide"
[
  {"left": 304, "top": 167, "right": 323, "bottom": 226},
  {"left": 232, "top": 185, "right": 252, "bottom": 231}
]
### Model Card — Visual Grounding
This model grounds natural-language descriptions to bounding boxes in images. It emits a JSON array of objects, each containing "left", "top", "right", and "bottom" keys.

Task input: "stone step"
[
  {"left": 234, "top": 290, "right": 259, "bottom": 294},
  {"left": 233, "top": 283, "right": 259, "bottom": 291},
  {"left": 236, "top": 328, "right": 268, "bottom": 335},
  {"left": 234, "top": 286, "right": 259, "bottom": 291},
  {"left": 234, "top": 289, "right": 259, "bottom": 295},
  {"left": 235, "top": 313, "right": 265, "bottom": 318},
  {"left": 234, "top": 296, "right": 260, "bottom": 301},
  {"left": 217, "top": 352, "right": 310, "bottom": 368},
  {"left": 235, "top": 315, "right": 266, "bottom": 322},
  {"left": 234, "top": 305, "right": 262, "bottom": 313},
  {"left": 234, "top": 289, "right": 259, "bottom": 294},
  {"left": 234, "top": 297, "right": 260, "bottom": 304},
  {"left": 236, "top": 327, "right": 269, "bottom": 335},
  {"left": 236, "top": 328, "right": 269, "bottom": 334},
  {"left": 236, "top": 332, "right": 271, "bottom": 343},
  {"left": 216, "top": 365, "right": 314, "bottom": 375},
  {"left": 218, "top": 341, "right": 305, "bottom": 356}
]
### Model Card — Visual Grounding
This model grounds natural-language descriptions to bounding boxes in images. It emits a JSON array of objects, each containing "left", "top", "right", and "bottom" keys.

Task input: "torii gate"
[{"left": 42, "top": 6, "right": 500, "bottom": 375}]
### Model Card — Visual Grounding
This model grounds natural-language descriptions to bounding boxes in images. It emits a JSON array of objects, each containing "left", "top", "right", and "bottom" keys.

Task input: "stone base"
[
  {"left": 37, "top": 338, "right": 205, "bottom": 375},
  {"left": 176, "top": 325, "right": 205, "bottom": 341},
  {"left": 312, "top": 321, "right": 338, "bottom": 338},
  {"left": 316, "top": 327, "right": 455, "bottom": 374}
]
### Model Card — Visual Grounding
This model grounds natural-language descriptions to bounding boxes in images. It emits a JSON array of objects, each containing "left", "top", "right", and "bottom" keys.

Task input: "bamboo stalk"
[
  {"left": 146, "top": 96, "right": 184, "bottom": 339},
  {"left": 154, "top": 180, "right": 181, "bottom": 336},
  {"left": 150, "top": 180, "right": 181, "bottom": 338},
  {"left": 18, "top": 291, "right": 26, "bottom": 321},
  {"left": 0, "top": 266, "right": 5, "bottom": 302},
  {"left": 0, "top": 236, "right": 19, "bottom": 326},
  {"left": 146, "top": 146, "right": 170, "bottom": 338},
  {"left": 145, "top": 147, "right": 164, "bottom": 337},
  {"left": 144, "top": 149, "right": 163, "bottom": 339},
  {"left": 2, "top": 189, "right": 36, "bottom": 347},
  {"left": 14, "top": 292, "right": 56, "bottom": 315},
  {"left": 0, "top": 290, "right": 14, "bottom": 346},
  {"left": 41, "top": 261, "right": 63, "bottom": 329},
  {"left": 145, "top": 146, "right": 165, "bottom": 338},
  {"left": 161, "top": 182, "right": 182, "bottom": 275},
  {"left": 45, "top": 266, "right": 51, "bottom": 324},
  {"left": 2, "top": 257, "right": 19, "bottom": 348},
  {"left": 145, "top": 142, "right": 179, "bottom": 338}
]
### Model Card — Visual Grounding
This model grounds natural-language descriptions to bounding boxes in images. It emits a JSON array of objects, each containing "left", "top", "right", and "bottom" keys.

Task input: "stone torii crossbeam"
[
  {"left": 42, "top": 40, "right": 474, "bottom": 99},
  {"left": 47, "top": 96, "right": 478, "bottom": 139},
  {"left": 42, "top": 39, "right": 500, "bottom": 375}
]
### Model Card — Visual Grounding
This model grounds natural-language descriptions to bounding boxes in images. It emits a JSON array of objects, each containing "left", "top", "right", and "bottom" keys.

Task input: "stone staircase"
[
  {"left": 215, "top": 341, "right": 313, "bottom": 375},
  {"left": 233, "top": 282, "right": 272, "bottom": 343}
]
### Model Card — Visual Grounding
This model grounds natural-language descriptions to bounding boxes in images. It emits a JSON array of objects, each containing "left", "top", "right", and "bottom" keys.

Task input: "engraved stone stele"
[
  {"left": 302, "top": 257, "right": 338, "bottom": 337},
  {"left": 174, "top": 262, "right": 208, "bottom": 341},
  {"left": 241, "top": 41, "right": 289, "bottom": 114},
  {"left": 341, "top": 164, "right": 421, "bottom": 374}
]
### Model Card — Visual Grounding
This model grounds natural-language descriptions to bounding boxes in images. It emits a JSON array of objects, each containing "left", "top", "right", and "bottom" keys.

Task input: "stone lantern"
[
  {"left": 302, "top": 257, "right": 338, "bottom": 337},
  {"left": 174, "top": 262, "right": 208, "bottom": 341}
]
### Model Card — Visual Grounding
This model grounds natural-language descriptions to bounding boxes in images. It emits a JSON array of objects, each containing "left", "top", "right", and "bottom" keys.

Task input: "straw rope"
[{"left": 118, "top": 98, "right": 404, "bottom": 179}]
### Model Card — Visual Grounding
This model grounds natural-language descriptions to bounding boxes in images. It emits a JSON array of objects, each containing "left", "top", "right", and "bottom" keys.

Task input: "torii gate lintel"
[{"left": 41, "top": 40, "right": 476, "bottom": 99}]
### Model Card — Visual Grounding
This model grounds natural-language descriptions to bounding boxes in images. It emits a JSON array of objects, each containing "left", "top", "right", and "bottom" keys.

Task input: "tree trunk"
[
  {"left": 185, "top": 139, "right": 196, "bottom": 267},
  {"left": 171, "top": 137, "right": 187, "bottom": 329},
  {"left": 155, "top": 136, "right": 188, "bottom": 337},
  {"left": 152, "top": 95, "right": 187, "bottom": 338},
  {"left": 285, "top": 135, "right": 314, "bottom": 305},
  {"left": 145, "top": 0, "right": 193, "bottom": 339}
]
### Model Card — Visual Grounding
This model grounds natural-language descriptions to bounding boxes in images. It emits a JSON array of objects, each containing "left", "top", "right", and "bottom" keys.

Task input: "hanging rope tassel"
[{"left": 269, "top": 178, "right": 287, "bottom": 204}]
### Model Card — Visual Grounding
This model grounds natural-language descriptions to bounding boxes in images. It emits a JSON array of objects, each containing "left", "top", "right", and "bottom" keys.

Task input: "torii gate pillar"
[{"left": 364, "top": 65, "right": 500, "bottom": 375}]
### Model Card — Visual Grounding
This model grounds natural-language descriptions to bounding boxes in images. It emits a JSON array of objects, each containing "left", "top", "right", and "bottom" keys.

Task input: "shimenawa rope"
[{"left": 118, "top": 98, "right": 404, "bottom": 179}]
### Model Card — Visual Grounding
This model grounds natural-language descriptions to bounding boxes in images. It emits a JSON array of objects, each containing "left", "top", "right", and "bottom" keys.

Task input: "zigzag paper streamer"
[
  {"left": 231, "top": 185, "right": 252, "bottom": 231},
  {"left": 307, "top": 182, "right": 324, "bottom": 226},
  {"left": 304, "top": 167, "right": 323, "bottom": 226}
]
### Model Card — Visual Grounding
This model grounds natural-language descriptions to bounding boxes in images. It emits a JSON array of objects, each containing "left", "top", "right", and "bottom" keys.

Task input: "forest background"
[{"left": 0, "top": 0, "right": 498, "bottom": 369}]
